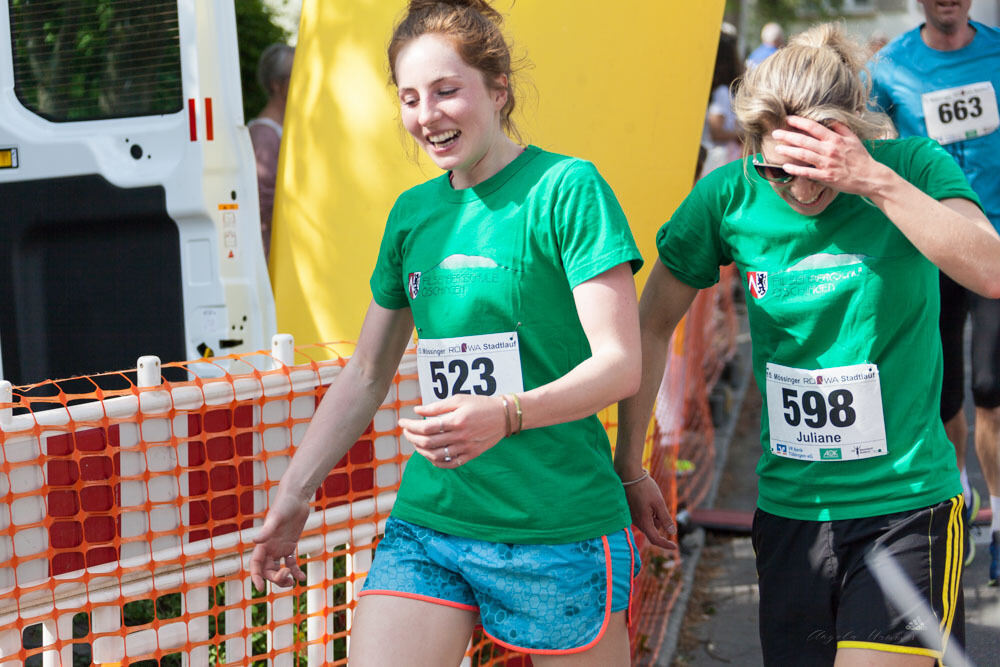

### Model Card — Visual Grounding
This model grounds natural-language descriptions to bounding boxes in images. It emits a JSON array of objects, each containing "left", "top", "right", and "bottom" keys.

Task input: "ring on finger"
[{"left": 443, "top": 446, "right": 452, "bottom": 463}]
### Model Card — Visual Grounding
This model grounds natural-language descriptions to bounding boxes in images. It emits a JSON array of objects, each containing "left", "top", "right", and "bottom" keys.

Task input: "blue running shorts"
[{"left": 359, "top": 516, "right": 641, "bottom": 654}]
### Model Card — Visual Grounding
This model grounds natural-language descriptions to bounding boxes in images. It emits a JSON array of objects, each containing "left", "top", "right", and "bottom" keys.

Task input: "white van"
[{"left": 0, "top": 0, "right": 276, "bottom": 388}]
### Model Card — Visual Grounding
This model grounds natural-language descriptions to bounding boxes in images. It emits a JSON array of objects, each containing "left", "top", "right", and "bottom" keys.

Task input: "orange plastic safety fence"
[
  {"left": 0, "top": 271, "right": 738, "bottom": 666},
  {"left": 0, "top": 344, "right": 409, "bottom": 666},
  {"left": 627, "top": 264, "right": 740, "bottom": 664}
]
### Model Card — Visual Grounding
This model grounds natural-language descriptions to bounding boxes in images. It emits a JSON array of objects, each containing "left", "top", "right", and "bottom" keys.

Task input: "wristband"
[
  {"left": 621, "top": 469, "right": 650, "bottom": 487},
  {"left": 500, "top": 395, "right": 512, "bottom": 438},
  {"left": 509, "top": 393, "right": 523, "bottom": 435}
]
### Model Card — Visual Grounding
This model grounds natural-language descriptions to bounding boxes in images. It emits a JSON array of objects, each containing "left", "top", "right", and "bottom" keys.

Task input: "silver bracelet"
[{"left": 621, "top": 469, "right": 650, "bottom": 487}]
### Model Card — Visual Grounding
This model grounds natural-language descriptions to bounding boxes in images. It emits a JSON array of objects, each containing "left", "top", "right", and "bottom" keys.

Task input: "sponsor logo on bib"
[{"left": 748, "top": 271, "right": 768, "bottom": 299}]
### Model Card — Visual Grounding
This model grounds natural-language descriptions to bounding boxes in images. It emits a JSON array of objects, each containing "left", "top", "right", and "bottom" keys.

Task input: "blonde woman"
[{"left": 618, "top": 23, "right": 1000, "bottom": 666}]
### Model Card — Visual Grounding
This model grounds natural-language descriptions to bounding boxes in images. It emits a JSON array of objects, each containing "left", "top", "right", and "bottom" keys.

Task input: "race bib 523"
[{"left": 416, "top": 332, "right": 523, "bottom": 403}]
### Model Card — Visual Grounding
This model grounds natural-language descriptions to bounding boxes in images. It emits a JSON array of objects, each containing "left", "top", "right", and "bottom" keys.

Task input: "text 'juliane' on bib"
[
  {"left": 765, "top": 362, "right": 887, "bottom": 462},
  {"left": 921, "top": 81, "right": 999, "bottom": 145},
  {"left": 416, "top": 332, "right": 524, "bottom": 404}
]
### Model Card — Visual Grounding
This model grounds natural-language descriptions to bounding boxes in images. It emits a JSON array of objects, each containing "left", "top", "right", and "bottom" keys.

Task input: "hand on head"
[{"left": 769, "top": 115, "right": 884, "bottom": 197}]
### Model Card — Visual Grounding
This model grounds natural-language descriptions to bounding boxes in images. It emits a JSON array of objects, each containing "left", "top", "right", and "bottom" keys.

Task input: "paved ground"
[{"left": 666, "top": 329, "right": 1000, "bottom": 666}]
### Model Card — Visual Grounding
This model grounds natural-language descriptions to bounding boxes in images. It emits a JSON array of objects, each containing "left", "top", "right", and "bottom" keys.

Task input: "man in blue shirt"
[{"left": 870, "top": 0, "right": 1000, "bottom": 584}]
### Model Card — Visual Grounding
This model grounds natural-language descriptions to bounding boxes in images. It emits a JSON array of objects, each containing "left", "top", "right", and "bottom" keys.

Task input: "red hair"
[{"left": 388, "top": 0, "right": 521, "bottom": 140}]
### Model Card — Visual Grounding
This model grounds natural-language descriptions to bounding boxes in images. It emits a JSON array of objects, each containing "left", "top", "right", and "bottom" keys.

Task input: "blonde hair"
[{"left": 733, "top": 22, "right": 895, "bottom": 158}]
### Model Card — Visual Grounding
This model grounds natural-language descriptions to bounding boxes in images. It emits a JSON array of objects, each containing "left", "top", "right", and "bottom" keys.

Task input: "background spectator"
[
  {"left": 700, "top": 25, "right": 743, "bottom": 178},
  {"left": 249, "top": 42, "right": 294, "bottom": 263},
  {"left": 746, "top": 21, "right": 784, "bottom": 69},
  {"left": 867, "top": 29, "right": 889, "bottom": 57}
]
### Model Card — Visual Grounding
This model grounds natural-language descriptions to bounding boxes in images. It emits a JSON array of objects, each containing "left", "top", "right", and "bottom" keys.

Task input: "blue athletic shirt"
[{"left": 870, "top": 20, "right": 1000, "bottom": 232}]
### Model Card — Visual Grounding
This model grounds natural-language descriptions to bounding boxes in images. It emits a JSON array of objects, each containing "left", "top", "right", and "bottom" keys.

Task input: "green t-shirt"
[
  {"left": 657, "top": 137, "right": 981, "bottom": 521},
  {"left": 371, "top": 145, "right": 643, "bottom": 543}
]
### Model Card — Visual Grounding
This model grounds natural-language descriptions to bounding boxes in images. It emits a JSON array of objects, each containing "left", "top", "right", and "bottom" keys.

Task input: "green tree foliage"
[
  {"left": 753, "top": 0, "right": 845, "bottom": 26},
  {"left": 7, "top": 0, "right": 288, "bottom": 123},
  {"left": 9, "top": 0, "right": 183, "bottom": 121},
  {"left": 728, "top": 0, "right": 848, "bottom": 54},
  {"left": 235, "top": 0, "right": 290, "bottom": 121}
]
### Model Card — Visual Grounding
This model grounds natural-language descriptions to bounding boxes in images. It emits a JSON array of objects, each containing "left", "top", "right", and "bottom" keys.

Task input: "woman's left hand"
[
  {"left": 624, "top": 475, "right": 678, "bottom": 552},
  {"left": 771, "top": 115, "right": 888, "bottom": 198},
  {"left": 399, "top": 394, "right": 508, "bottom": 468}
]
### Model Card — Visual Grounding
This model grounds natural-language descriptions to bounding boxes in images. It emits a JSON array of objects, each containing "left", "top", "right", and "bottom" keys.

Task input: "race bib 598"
[{"left": 765, "top": 362, "right": 887, "bottom": 462}]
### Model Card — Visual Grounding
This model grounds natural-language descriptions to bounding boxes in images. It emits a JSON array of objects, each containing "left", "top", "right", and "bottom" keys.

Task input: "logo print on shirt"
[
  {"left": 748, "top": 271, "right": 768, "bottom": 299},
  {"left": 407, "top": 254, "right": 514, "bottom": 300}
]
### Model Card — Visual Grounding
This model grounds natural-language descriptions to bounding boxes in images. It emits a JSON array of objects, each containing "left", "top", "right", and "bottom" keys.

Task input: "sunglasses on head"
[{"left": 752, "top": 156, "right": 795, "bottom": 184}]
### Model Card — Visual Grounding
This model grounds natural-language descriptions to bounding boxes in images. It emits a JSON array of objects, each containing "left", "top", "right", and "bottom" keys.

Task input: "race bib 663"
[{"left": 921, "top": 81, "right": 999, "bottom": 145}]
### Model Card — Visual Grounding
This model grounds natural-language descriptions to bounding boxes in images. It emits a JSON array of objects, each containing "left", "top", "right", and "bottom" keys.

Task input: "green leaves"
[
  {"left": 10, "top": 0, "right": 182, "bottom": 121},
  {"left": 8, "top": 0, "right": 289, "bottom": 123}
]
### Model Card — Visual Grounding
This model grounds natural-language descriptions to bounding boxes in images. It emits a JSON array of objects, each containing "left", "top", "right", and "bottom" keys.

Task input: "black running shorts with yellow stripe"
[{"left": 753, "top": 496, "right": 965, "bottom": 665}]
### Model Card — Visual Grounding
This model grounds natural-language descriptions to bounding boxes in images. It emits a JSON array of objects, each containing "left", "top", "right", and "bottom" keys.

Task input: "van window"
[{"left": 9, "top": 0, "right": 183, "bottom": 121}]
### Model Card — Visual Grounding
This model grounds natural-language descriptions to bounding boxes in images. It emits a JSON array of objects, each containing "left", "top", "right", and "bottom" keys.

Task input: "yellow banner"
[{"left": 272, "top": 0, "right": 725, "bottom": 350}]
